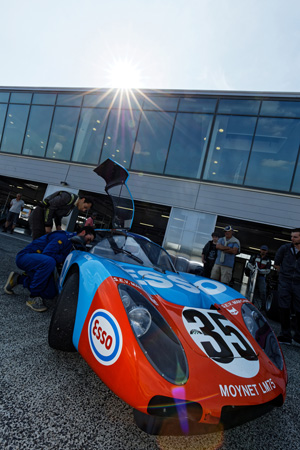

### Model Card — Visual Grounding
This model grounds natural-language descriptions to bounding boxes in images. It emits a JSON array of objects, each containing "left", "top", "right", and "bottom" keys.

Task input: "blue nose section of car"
[{"left": 118, "top": 264, "right": 245, "bottom": 308}]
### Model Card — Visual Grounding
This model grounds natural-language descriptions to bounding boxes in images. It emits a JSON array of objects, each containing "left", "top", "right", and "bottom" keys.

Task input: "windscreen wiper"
[
  {"left": 119, "top": 248, "right": 144, "bottom": 264},
  {"left": 108, "top": 237, "right": 143, "bottom": 264}
]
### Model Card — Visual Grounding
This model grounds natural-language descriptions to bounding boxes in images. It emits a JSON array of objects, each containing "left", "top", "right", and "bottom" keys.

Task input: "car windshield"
[{"left": 90, "top": 234, "right": 176, "bottom": 272}]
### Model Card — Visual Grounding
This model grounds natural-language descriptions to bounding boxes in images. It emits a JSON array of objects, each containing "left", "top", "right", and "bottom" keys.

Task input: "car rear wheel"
[
  {"left": 265, "top": 291, "right": 280, "bottom": 322},
  {"left": 48, "top": 272, "right": 79, "bottom": 351}
]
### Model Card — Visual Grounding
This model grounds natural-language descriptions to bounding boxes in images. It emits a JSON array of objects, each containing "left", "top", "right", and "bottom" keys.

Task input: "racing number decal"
[
  {"left": 88, "top": 310, "right": 122, "bottom": 366},
  {"left": 182, "top": 308, "right": 259, "bottom": 378}
]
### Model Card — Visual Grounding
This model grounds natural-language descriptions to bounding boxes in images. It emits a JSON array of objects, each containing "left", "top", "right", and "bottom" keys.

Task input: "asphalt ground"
[{"left": 1, "top": 232, "right": 300, "bottom": 450}]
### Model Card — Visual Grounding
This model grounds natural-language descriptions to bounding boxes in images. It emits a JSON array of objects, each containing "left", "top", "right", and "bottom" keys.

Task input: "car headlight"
[
  {"left": 128, "top": 307, "right": 151, "bottom": 338},
  {"left": 241, "top": 302, "right": 283, "bottom": 371},
  {"left": 119, "top": 284, "right": 188, "bottom": 385}
]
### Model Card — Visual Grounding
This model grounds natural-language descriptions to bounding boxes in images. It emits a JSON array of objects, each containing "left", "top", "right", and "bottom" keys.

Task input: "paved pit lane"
[{"left": 0, "top": 233, "right": 300, "bottom": 450}]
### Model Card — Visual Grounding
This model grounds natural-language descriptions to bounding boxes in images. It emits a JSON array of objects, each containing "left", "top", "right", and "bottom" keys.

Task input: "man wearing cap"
[
  {"left": 247, "top": 245, "right": 271, "bottom": 311},
  {"left": 211, "top": 225, "right": 240, "bottom": 285}
]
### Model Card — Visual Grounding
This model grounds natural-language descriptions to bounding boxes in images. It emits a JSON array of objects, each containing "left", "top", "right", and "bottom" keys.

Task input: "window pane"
[
  {"left": 0, "top": 104, "right": 30, "bottom": 154},
  {"left": 10, "top": 93, "right": 32, "bottom": 104},
  {"left": 0, "top": 92, "right": 9, "bottom": 102},
  {"left": 245, "top": 117, "right": 300, "bottom": 191},
  {"left": 218, "top": 99, "right": 260, "bottom": 115},
  {"left": 46, "top": 107, "right": 80, "bottom": 161},
  {"left": 203, "top": 115, "right": 256, "bottom": 184},
  {"left": 72, "top": 108, "right": 108, "bottom": 165},
  {"left": 179, "top": 97, "right": 217, "bottom": 113},
  {"left": 142, "top": 96, "right": 179, "bottom": 111},
  {"left": 83, "top": 93, "right": 111, "bottom": 107},
  {"left": 291, "top": 157, "right": 300, "bottom": 193},
  {"left": 0, "top": 104, "right": 8, "bottom": 142},
  {"left": 131, "top": 111, "right": 175, "bottom": 173},
  {"left": 83, "top": 91, "right": 142, "bottom": 109},
  {"left": 100, "top": 109, "right": 140, "bottom": 168},
  {"left": 32, "top": 93, "right": 56, "bottom": 105},
  {"left": 56, "top": 94, "right": 83, "bottom": 106},
  {"left": 165, "top": 113, "right": 213, "bottom": 178},
  {"left": 22, "top": 106, "right": 54, "bottom": 157},
  {"left": 260, "top": 100, "right": 300, "bottom": 118}
]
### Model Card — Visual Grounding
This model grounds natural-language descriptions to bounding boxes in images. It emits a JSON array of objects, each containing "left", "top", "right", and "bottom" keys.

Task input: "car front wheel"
[{"left": 48, "top": 271, "right": 79, "bottom": 351}]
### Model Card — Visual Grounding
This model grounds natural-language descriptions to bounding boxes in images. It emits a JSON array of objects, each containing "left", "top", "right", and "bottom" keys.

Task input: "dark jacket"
[
  {"left": 202, "top": 240, "right": 217, "bottom": 262},
  {"left": 249, "top": 253, "right": 271, "bottom": 276},
  {"left": 274, "top": 243, "right": 300, "bottom": 283},
  {"left": 41, "top": 191, "right": 78, "bottom": 227}
]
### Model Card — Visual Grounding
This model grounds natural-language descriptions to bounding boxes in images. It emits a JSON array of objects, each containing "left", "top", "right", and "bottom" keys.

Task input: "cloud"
[{"left": 261, "top": 159, "right": 290, "bottom": 168}]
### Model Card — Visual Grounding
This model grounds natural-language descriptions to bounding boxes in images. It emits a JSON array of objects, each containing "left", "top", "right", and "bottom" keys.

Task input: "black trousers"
[{"left": 29, "top": 206, "right": 46, "bottom": 240}]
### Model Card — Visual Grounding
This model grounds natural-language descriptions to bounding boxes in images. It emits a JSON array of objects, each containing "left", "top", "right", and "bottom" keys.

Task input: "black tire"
[
  {"left": 133, "top": 409, "right": 164, "bottom": 435},
  {"left": 265, "top": 290, "right": 280, "bottom": 322},
  {"left": 48, "top": 272, "right": 79, "bottom": 351}
]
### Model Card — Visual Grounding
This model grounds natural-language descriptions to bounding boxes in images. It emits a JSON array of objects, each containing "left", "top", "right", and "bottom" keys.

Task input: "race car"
[{"left": 48, "top": 159, "right": 287, "bottom": 435}]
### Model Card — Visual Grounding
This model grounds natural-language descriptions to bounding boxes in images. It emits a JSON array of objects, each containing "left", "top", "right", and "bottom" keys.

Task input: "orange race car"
[{"left": 48, "top": 159, "right": 287, "bottom": 435}]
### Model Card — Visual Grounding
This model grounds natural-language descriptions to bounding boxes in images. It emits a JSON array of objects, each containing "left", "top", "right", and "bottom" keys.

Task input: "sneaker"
[
  {"left": 277, "top": 335, "right": 292, "bottom": 345},
  {"left": 4, "top": 271, "right": 20, "bottom": 294},
  {"left": 26, "top": 297, "right": 47, "bottom": 312}
]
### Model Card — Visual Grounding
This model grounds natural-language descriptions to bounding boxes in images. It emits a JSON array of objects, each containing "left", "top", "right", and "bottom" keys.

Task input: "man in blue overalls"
[{"left": 4, "top": 226, "right": 95, "bottom": 312}]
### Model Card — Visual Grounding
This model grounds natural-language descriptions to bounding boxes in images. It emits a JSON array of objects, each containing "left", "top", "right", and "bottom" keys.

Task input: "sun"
[{"left": 109, "top": 60, "right": 142, "bottom": 89}]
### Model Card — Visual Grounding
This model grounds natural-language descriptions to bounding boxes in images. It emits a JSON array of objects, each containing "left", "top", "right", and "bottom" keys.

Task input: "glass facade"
[{"left": 0, "top": 89, "right": 300, "bottom": 196}]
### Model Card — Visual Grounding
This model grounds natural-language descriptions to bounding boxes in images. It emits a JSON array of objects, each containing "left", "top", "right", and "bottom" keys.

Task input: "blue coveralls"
[{"left": 16, "top": 231, "right": 75, "bottom": 299}]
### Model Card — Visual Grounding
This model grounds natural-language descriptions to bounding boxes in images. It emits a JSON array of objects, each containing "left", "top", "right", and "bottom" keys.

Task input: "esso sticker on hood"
[{"left": 182, "top": 307, "right": 259, "bottom": 378}]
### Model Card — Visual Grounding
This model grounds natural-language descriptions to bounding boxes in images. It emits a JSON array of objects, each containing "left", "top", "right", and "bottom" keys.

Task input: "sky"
[{"left": 0, "top": 0, "right": 299, "bottom": 93}]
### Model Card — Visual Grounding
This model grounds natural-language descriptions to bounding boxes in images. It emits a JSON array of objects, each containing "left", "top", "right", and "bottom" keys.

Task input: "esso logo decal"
[
  {"left": 124, "top": 269, "right": 199, "bottom": 293},
  {"left": 88, "top": 310, "right": 122, "bottom": 366},
  {"left": 194, "top": 279, "right": 227, "bottom": 295},
  {"left": 182, "top": 307, "right": 259, "bottom": 378}
]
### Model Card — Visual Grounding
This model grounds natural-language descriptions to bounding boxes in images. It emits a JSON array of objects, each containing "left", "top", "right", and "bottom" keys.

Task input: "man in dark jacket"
[
  {"left": 247, "top": 245, "right": 271, "bottom": 311},
  {"left": 4, "top": 226, "right": 95, "bottom": 312},
  {"left": 274, "top": 228, "right": 300, "bottom": 345},
  {"left": 29, "top": 191, "right": 93, "bottom": 240},
  {"left": 201, "top": 232, "right": 219, "bottom": 278}
]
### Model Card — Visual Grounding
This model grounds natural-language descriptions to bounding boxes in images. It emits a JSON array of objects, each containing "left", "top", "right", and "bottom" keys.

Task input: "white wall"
[{"left": 1, "top": 154, "right": 299, "bottom": 230}]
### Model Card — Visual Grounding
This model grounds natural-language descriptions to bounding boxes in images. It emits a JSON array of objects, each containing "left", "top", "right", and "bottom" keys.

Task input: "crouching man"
[{"left": 4, "top": 226, "right": 95, "bottom": 312}]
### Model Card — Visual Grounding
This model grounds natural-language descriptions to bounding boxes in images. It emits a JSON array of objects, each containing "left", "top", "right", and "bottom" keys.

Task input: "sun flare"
[{"left": 109, "top": 60, "right": 142, "bottom": 89}]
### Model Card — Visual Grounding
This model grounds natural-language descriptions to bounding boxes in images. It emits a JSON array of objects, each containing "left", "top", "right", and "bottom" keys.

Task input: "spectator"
[
  {"left": 201, "top": 232, "right": 219, "bottom": 278},
  {"left": 85, "top": 212, "right": 97, "bottom": 227},
  {"left": 29, "top": 191, "right": 93, "bottom": 240},
  {"left": 211, "top": 225, "right": 240, "bottom": 285},
  {"left": 247, "top": 245, "right": 271, "bottom": 311},
  {"left": 274, "top": 228, "right": 300, "bottom": 345},
  {"left": 2, "top": 193, "right": 24, "bottom": 234},
  {"left": 3, "top": 226, "right": 96, "bottom": 312}
]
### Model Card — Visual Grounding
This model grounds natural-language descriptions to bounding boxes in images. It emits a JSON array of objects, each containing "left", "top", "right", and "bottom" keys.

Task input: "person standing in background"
[
  {"left": 247, "top": 245, "right": 271, "bottom": 311},
  {"left": 2, "top": 193, "right": 25, "bottom": 234},
  {"left": 211, "top": 225, "right": 240, "bottom": 285},
  {"left": 274, "top": 228, "right": 300, "bottom": 345},
  {"left": 202, "top": 232, "right": 219, "bottom": 278}
]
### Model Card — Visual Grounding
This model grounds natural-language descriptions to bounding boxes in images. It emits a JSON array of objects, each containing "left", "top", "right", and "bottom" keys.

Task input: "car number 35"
[{"left": 182, "top": 308, "right": 259, "bottom": 378}]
